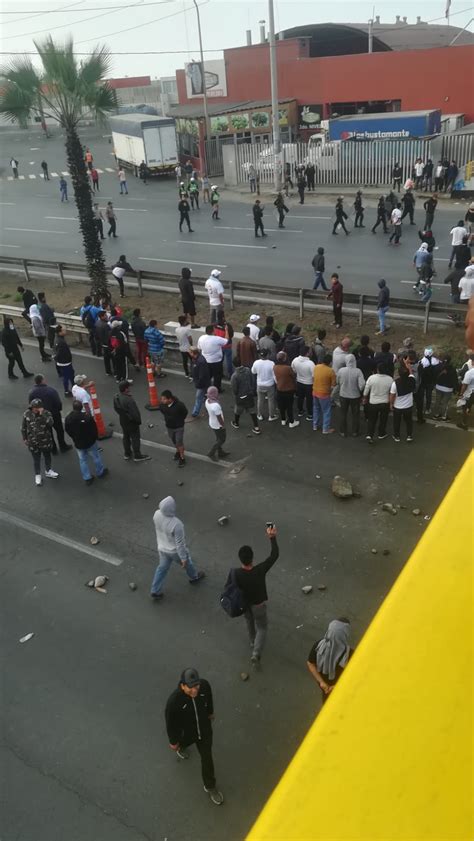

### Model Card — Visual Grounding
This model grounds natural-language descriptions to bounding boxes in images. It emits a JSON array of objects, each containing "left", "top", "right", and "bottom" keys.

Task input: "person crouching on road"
[
  {"left": 307, "top": 618, "right": 352, "bottom": 704},
  {"left": 65, "top": 400, "right": 108, "bottom": 485},
  {"left": 21, "top": 398, "right": 59, "bottom": 486},
  {"left": 165, "top": 668, "right": 223, "bottom": 806}
]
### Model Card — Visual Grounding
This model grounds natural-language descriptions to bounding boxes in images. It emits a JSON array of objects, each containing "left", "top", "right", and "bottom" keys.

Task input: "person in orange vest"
[
  {"left": 213, "top": 309, "right": 234, "bottom": 379},
  {"left": 85, "top": 148, "right": 93, "bottom": 170}
]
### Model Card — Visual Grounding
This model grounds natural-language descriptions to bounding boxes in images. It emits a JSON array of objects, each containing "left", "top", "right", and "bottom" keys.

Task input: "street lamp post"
[
  {"left": 268, "top": 0, "right": 281, "bottom": 193},
  {"left": 193, "top": 0, "right": 211, "bottom": 174}
]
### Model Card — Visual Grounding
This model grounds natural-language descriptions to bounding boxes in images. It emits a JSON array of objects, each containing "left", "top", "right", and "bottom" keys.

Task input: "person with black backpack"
[
  {"left": 222, "top": 525, "right": 278, "bottom": 667},
  {"left": 80, "top": 296, "right": 102, "bottom": 356}
]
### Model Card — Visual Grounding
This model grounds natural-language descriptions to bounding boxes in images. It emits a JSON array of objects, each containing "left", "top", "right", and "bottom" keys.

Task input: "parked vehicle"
[{"left": 110, "top": 114, "right": 178, "bottom": 176}]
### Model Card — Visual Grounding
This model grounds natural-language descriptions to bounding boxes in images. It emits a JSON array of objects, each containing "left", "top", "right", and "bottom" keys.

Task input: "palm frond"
[
  {"left": 0, "top": 58, "right": 42, "bottom": 94},
  {"left": 34, "top": 36, "right": 77, "bottom": 92},
  {"left": 0, "top": 82, "right": 37, "bottom": 126},
  {"left": 79, "top": 45, "right": 113, "bottom": 86}
]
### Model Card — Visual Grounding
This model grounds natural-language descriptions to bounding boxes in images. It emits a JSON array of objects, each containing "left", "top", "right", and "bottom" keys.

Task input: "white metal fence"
[{"left": 234, "top": 138, "right": 447, "bottom": 187}]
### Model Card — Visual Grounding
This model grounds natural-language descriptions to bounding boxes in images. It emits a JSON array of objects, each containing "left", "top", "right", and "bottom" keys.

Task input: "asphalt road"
[
  {"left": 1, "top": 339, "right": 471, "bottom": 841},
  {"left": 0, "top": 127, "right": 468, "bottom": 299}
]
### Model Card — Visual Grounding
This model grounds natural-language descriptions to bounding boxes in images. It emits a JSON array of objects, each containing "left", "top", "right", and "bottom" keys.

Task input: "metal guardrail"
[{"left": 0, "top": 254, "right": 466, "bottom": 334}]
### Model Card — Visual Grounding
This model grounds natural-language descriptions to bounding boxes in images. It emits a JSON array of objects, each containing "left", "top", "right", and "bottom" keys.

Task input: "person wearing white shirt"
[
  {"left": 458, "top": 265, "right": 474, "bottom": 302},
  {"left": 205, "top": 269, "right": 224, "bottom": 322},
  {"left": 246, "top": 314, "right": 260, "bottom": 343},
  {"left": 205, "top": 386, "right": 229, "bottom": 461},
  {"left": 457, "top": 367, "right": 474, "bottom": 429},
  {"left": 449, "top": 220, "right": 469, "bottom": 267},
  {"left": 252, "top": 350, "right": 277, "bottom": 420},
  {"left": 197, "top": 325, "right": 227, "bottom": 391},
  {"left": 414, "top": 158, "right": 424, "bottom": 189},
  {"left": 389, "top": 359, "right": 416, "bottom": 442},
  {"left": 291, "top": 347, "right": 315, "bottom": 419},
  {"left": 363, "top": 365, "right": 394, "bottom": 441},
  {"left": 175, "top": 316, "right": 193, "bottom": 379},
  {"left": 389, "top": 204, "right": 402, "bottom": 246},
  {"left": 71, "top": 374, "right": 93, "bottom": 413}
]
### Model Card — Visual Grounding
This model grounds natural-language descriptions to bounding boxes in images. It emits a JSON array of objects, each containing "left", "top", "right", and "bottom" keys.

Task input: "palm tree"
[{"left": 0, "top": 38, "right": 117, "bottom": 299}]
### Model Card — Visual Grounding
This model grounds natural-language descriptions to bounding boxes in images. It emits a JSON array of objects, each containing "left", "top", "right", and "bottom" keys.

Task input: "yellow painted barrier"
[{"left": 247, "top": 452, "right": 473, "bottom": 841}]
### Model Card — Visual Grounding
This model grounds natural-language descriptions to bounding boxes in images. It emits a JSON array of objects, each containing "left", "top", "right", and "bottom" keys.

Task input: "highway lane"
[{"left": 0, "top": 129, "right": 466, "bottom": 298}]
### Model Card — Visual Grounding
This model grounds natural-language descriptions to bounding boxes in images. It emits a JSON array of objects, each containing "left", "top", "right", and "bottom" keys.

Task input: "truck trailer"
[
  {"left": 328, "top": 110, "right": 441, "bottom": 142},
  {"left": 110, "top": 114, "right": 178, "bottom": 176}
]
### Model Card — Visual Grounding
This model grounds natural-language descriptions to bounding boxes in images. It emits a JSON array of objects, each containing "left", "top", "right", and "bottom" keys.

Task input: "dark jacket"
[
  {"left": 377, "top": 283, "right": 390, "bottom": 308},
  {"left": 335, "top": 203, "right": 347, "bottom": 220},
  {"left": 283, "top": 334, "right": 305, "bottom": 362},
  {"left": 54, "top": 335, "right": 72, "bottom": 365},
  {"left": 131, "top": 316, "right": 146, "bottom": 341},
  {"left": 423, "top": 198, "right": 437, "bottom": 214},
  {"left": 28, "top": 383, "right": 62, "bottom": 415},
  {"left": 178, "top": 199, "right": 190, "bottom": 213},
  {"left": 95, "top": 319, "right": 111, "bottom": 348},
  {"left": 392, "top": 165, "right": 402, "bottom": 179},
  {"left": 402, "top": 192, "right": 415, "bottom": 208},
  {"left": 192, "top": 354, "right": 211, "bottom": 390},
  {"left": 165, "top": 679, "right": 214, "bottom": 746},
  {"left": 65, "top": 409, "right": 98, "bottom": 449},
  {"left": 253, "top": 203, "right": 264, "bottom": 221},
  {"left": 231, "top": 365, "right": 255, "bottom": 399},
  {"left": 374, "top": 350, "right": 395, "bottom": 377},
  {"left": 39, "top": 302, "right": 56, "bottom": 328},
  {"left": 22, "top": 289, "right": 38, "bottom": 311},
  {"left": 113, "top": 392, "right": 141, "bottom": 426},
  {"left": 2, "top": 325, "right": 23, "bottom": 355},
  {"left": 455, "top": 244, "right": 472, "bottom": 271},
  {"left": 21, "top": 408, "right": 54, "bottom": 451},
  {"left": 274, "top": 195, "right": 288, "bottom": 211},
  {"left": 179, "top": 276, "right": 195, "bottom": 306},
  {"left": 376, "top": 198, "right": 386, "bottom": 216},
  {"left": 311, "top": 253, "right": 325, "bottom": 273},
  {"left": 158, "top": 399, "right": 188, "bottom": 429},
  {"left": 435, "top": 364, "right": 458, "bottom": 391}
]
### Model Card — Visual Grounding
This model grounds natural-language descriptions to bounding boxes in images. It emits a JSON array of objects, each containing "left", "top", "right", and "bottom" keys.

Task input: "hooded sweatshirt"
[
  {"left": 332, "top": 344, "right": 350, "bottom": 374},
  {"left": 377, "top": 280, "right": 390, "bottom": 308},
  {"left": 336, "top": 354, "right": 365, "bottom": 398},
  {"left": 29, "top": 304, "right": 45, "bottom": 338},
  {"left": 153, "top": 496, "right": 187, "bottom": 561},
  {"left": 459, "top": 265, "right": 474, "bottom": 301}
]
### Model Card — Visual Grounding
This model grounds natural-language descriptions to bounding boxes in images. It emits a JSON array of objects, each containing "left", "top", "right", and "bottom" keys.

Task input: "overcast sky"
[{"left": 1, "top": 0, "right": 472, "bottom": 80}]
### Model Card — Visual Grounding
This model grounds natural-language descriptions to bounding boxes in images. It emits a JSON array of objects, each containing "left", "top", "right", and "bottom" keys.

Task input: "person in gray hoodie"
[
  {"left": 336, "top": 354, "right": 365, "bottom": 436},
  {"left": 150, "top": 496, "right": 205, "bottom": 599}
]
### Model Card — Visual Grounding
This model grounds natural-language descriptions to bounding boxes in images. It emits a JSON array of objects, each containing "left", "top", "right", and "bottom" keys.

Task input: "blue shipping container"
[{"left": 329, "top": 111, "right": 441, "bottom": 141}]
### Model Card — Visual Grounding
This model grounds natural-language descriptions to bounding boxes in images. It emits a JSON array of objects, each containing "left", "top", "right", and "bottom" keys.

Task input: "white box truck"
[{"left": 110, "top": 114, "right": 178, "bottom": 176}]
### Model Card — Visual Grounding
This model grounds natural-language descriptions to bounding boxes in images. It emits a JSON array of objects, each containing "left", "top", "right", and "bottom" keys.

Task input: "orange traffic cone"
[
  {"left": 89, "top": 381, "right": 112, "bottom": 439},
  {"left": 145, "top": 356, "right": 160, "bottom": 411}
]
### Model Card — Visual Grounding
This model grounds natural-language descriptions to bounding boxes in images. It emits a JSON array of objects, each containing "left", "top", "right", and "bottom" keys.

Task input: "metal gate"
[{"left": 440, "top": 132, "right": 474, "bottom": 168}]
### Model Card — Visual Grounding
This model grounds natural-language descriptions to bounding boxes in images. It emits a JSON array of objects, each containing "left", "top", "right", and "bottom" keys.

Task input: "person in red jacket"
[{"left": 327, "top": 273, "right": 344, "bottom": 328}]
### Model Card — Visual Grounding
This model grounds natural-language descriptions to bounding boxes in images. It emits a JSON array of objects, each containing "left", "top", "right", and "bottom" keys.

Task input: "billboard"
[
  {"left": 299, "top": 104, "right": 323, "bottom": 131},
  {"left": 185, "top": 59, "right": 227, "bottom": 99},
  {"left": 329, "top": 111, "right": 442, "bottom": 141}
]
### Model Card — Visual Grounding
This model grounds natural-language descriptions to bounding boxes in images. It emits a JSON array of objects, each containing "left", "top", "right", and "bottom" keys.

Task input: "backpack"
[
  {"left": 82, "top": 306, "right": 95, "bottom": 330},
  {"left": 220, "top": 569, "right": 246, "bottom": 618}
]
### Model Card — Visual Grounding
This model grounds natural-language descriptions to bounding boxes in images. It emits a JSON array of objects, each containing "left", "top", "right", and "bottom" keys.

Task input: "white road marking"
[
  {"left": 177, "top": 240, "right": 268, "bottom": 250},
  {"left": 29, "top": 174, "right": 36, "bottom": 179},
  {"left": 139, "top": 257, "right": 227, "bottom": 268},
  {"left": 400, "top": 281, "right": 448, "bottom": 288},
  {"left": 61, "top": 171, "right": 69, "bottom": 176},
  {"left": 51, "top": 172, "right": 59, "bottom": 177},
  {"left": 112, "top": 431, "right": 234, "bottom": 468},
  {"left": 18, "top": 175, "right": 25, "bottom": 180},
  {"left": 45, "top": 216, "right": 76, "bottom": 221},
  {"left": 7, "top": 176, "right": 13, "bottom": 181},
  {"left": 105, "top": 167, "right": 115, "bottom": 172},
  {"left": 0, "top": 509, "right": 123, "bottom": 567},
  {"left": 0, "top": 243, "right": 20, "bottom": 248},
  {"left": 0, "top": 202, "right": 15, "bottom": 205},
  {"left": 218, "top": 225, "right": 303, "bottom": 234},
  {"left": 30, "top": 147, "right": 40, "bottom": 150},
  {"left": 5, "top": 227, "right": 68, "bottom": 235},
  {"left": 96, "top": 169, "right": 104, "bottom": 174},
  {"left": 246, "top": 213, "right": 331, "bottom": 220},
  {"left": 114, "top": 207, "right": 147, "bottom": 212}
]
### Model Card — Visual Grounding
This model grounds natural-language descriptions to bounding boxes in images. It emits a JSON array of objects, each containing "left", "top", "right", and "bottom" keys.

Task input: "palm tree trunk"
[
  {"left": 36, "top": 94, "right": 49, "bottom": 138},
  {"left": 64, "top": 126, "right": 108, "bottom": 300}
]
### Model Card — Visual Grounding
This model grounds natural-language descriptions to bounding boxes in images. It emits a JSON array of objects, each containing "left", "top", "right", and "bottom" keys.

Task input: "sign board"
[
  {"left": 185, "top": 59, "right": 227, "bottom": 99},
  {"left": 298, "top": 104, "right": 323, "bottom": 131}
]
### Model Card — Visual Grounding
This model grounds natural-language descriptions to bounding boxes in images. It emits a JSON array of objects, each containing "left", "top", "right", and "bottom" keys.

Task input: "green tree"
[{"left": 0, "top": 38, "right": 117, "bottom": 299}]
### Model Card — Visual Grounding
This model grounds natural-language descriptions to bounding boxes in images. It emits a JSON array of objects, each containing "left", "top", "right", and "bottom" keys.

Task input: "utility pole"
[
  {"left": 193, "top": 0, "right": 210, "bottom": 170},
  {"left": 368, "top": 18, "right": 373, "bottom": 53},
  {"left": 268, "top": 0, "right": 281, "bottom": 192}
]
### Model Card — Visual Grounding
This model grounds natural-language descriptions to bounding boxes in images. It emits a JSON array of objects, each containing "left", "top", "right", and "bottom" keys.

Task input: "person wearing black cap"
[{"left": 165, "top": 668, "right": 224, "bottom": 806}]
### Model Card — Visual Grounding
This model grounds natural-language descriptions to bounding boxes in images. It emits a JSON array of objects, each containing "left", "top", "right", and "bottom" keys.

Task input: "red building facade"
[{"left": 176, "top": 40, "right": 474, "bottom": 124}]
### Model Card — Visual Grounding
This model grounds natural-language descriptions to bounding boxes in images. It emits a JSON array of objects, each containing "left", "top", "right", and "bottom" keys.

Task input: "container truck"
[{"left": 109, "top": 114, "right": 178, "bottom": 176}]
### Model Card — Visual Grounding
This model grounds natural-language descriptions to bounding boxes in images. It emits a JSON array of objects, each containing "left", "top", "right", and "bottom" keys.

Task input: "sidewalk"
[{"left": 223, "top": 184, "right": 467, "bottom": 206}]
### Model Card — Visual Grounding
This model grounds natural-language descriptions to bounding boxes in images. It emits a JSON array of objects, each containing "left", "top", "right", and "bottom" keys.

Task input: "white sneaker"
[
  {"left": 45, "top": 469, "right": 59, "bottom": 479},
  {"left": 257, "top": 414, "right": 264, "bottom": 421},
  {"left": 281, "top": 420, "right": 287, "bottom": 426},
  {"left": 35, "top": 474, "right": 43, "bottom": 486},
  {"left": 268, "top": 415, "right": 278, "bottom": 422},
  {"left": 289, "top": 421, "right": 300, "bottom": 428}
]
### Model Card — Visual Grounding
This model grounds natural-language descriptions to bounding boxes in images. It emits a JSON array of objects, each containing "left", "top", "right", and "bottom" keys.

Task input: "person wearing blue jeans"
[
  {"left": 64, "top": 401, "right": 108, "bottom": 486},
  {"left": 312, "top": 356, "right": 336, "bottom": 433},
  {"left": 377, "top": 306, "right": 389, "bottom": 334},
  {"left": 312, "top": 396, "right": 332, "bottom": 432},
  {"left": 311, "top": 247, "right": 328, "bottom": 290},
  {"left": 376, "top": 279, "right": 390, "bottom": 336},
  {"left": 190, "top": 348, "right": 211, "bottom": 418},
  {"left": 150, "top": 496, "right": 205, "bottom": 599}
]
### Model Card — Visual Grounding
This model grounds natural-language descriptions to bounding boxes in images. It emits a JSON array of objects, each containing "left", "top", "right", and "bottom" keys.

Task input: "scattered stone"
[
  {"left": 296, "top": 624, "right": 304, "bottom": 629},
  {"left": 240, "top": 672, "right": 249, "bottom": 682},
  {"left": 381, "top": 503, "right": 397, "bottom": 515},
  {"left": 412, "top": 508, "right": 421, "bottom": 516},
  {"left": 423, "top": 515, "right": 431, "bottom": 521},
  {"left": 230, "top": 463, "right": 245, "bottom": 475},
  {"left": 371, "top": 548, "right": 378, "bottom": 554},
  {"left": 331, "top": 475, "right": 353, "bottom": 499},
  {"left": 86, "top": 579, "right": 95, "bottom": 588},
  {"left": 94, "top": 575, "right": 108, "bottom": 589},
  {"left": 177, "top": 480, "right": 184, "bottom": 487},
  {"left": 246, "top": 434, "right": 253, "bottom": 438},
  {"left": 315, "top": 474, "right": 321, "bottom": 479},
  {"left": 142, "top": 492, "right": 150, "bottom": 499},
  {"left": 301, "top": 585, "right": 313, "bottom": 594},
  {"left": 95, "top": 587, "right": 107, "bottom": 594},
  {"left": 271, "top": 245, "right": 277, "bottom": 249},
  {"left": 19, "top": 633, "right": 34, "bottom": 644},
  {"left": 382, "top": 549, "right": 390, "bottom": 556},
  {"left": 218, "top": 515, "right": 230, "bottom": 526},
  {"left": 90, "top": 536, "right": 100, "bottom": 545},
  {"left": 317, "top": 584, "right": 327, "bottom": 591},
  {"left": 147, "top": 423, "right": 154, "bottom": 428},
  {"left": 129, "top": 582, "right": 137, "bottom": 591}
]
